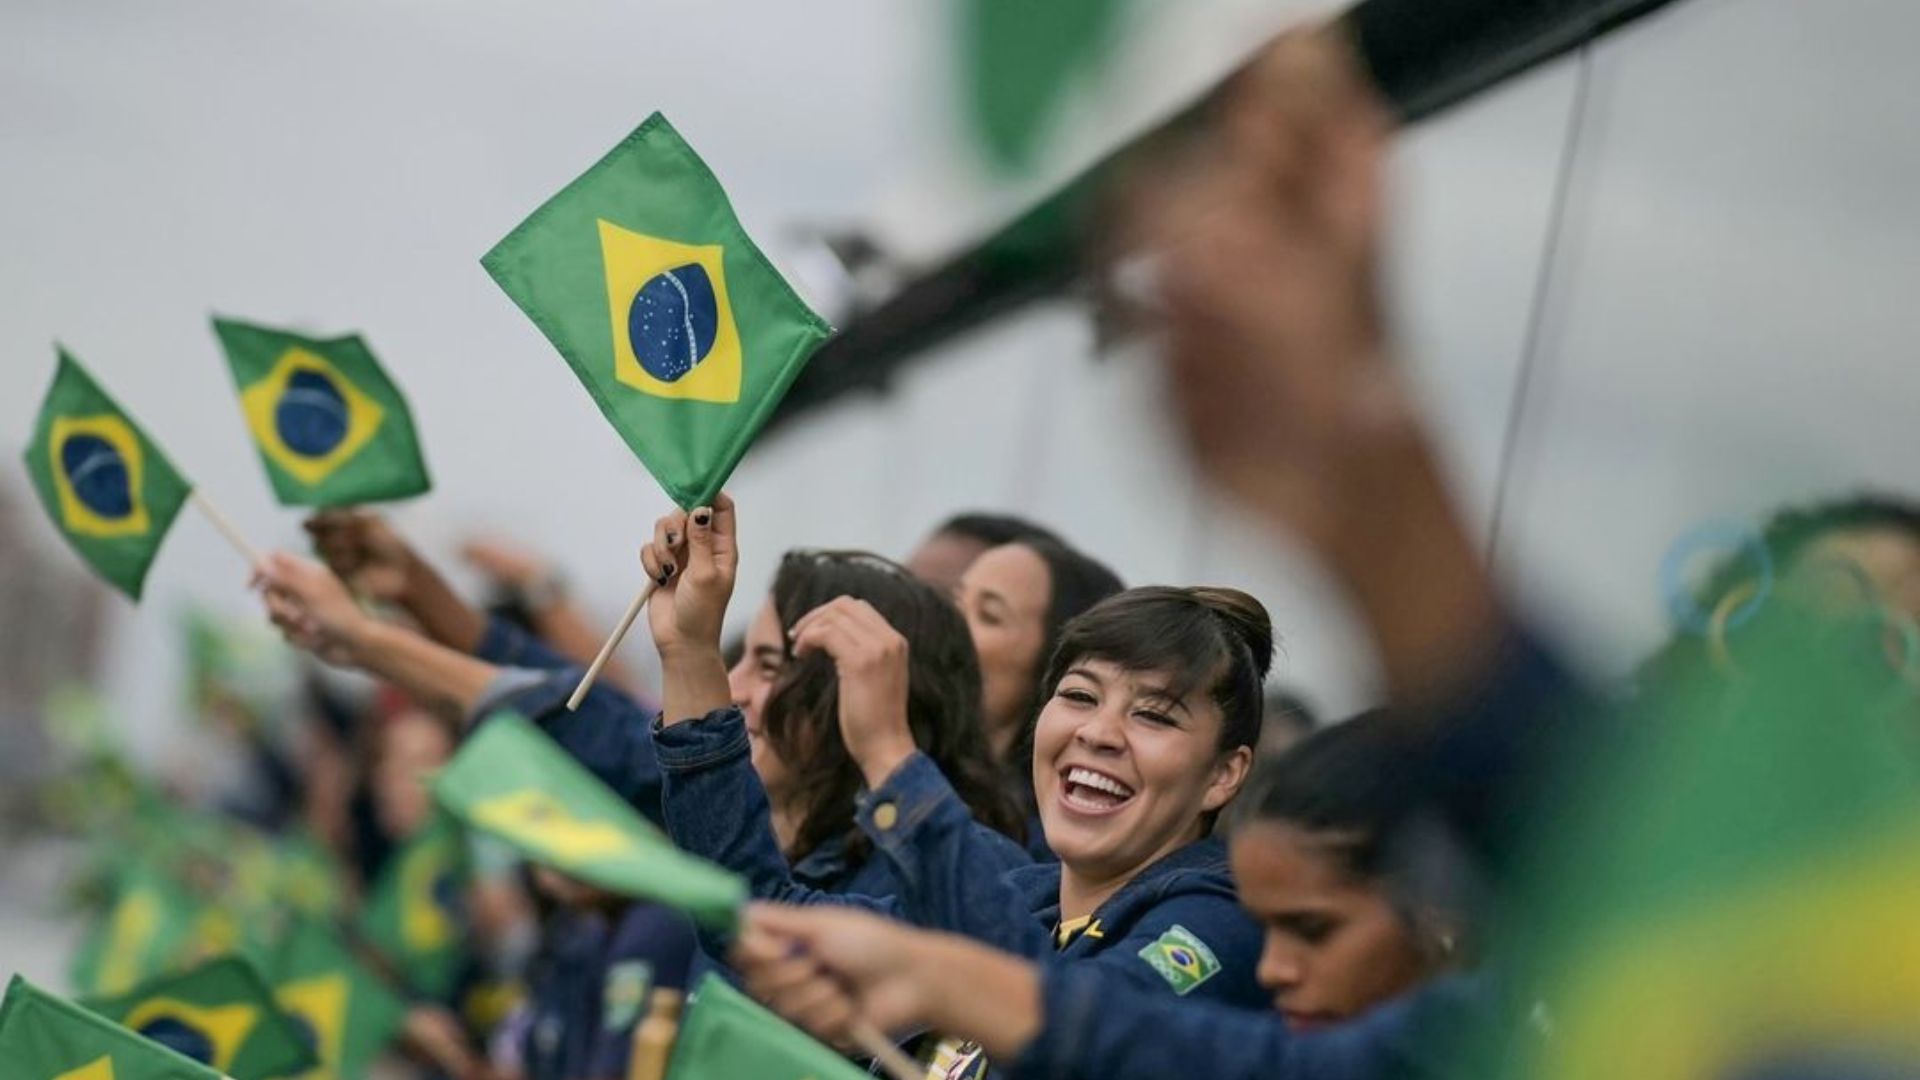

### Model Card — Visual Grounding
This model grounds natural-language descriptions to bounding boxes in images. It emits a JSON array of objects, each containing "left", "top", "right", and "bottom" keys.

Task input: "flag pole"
[
  {"left": 190, "top": 489, "right": 264, "bottom": 569},
  {"left": 850, "top": 1022, "right": 921, "bottom": 1080},
  {"left": 567, "top": 577, "right": 658, "bottom": 710}
]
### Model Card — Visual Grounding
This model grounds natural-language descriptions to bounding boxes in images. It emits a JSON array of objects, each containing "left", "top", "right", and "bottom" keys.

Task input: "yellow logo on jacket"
[
  {"left": 598, "top": 219, "right": 742, "bottom": 403},
  {"left": 239, "top": 347, "right": 384, "bottom": 487},
  {"left": 49, "top": 415, "right": 152, "bottom": 539},
  {"left": 120, "top": 996, "right": 259, "bottom": 1071}
]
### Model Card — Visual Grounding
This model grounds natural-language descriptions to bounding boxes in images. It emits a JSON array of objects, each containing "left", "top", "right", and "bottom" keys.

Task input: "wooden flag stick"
[
  {"left": 191, "top": 489, "right": 264, "bottom": 570},
  {"left": 567, "top": 576, "right": 659, "bottom": 710},
  {"left": 850, "top": 1022, "right": 921, "bottom": 1080}
]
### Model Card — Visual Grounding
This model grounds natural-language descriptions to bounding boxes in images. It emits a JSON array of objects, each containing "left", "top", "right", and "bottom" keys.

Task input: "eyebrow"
[{"left": 751, "top": 645, "right": 785, "bottom": 663}]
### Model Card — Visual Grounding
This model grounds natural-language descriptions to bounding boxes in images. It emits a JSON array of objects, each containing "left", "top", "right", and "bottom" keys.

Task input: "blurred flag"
[
  {"left": 358, "top": 813, "right": 470, "bottom": 999},
  {"left": 0, "top": 976, "right": 223, "bottom": 1080},
  {"left": 481, "top": 112, "right": 833, "bottom": 509},
  {"left": 22, "top": 350, "right": 191, "bottom": 600},
  {"left": 434, "top": 714, "right": 745, "bottom": 928},
  {"left": 665, "top": 974, "right": 868, "bottom": 1080},
  {"left": 81, "top": 957, "right": 317, "bottom": 1080},
  {"left": 211, "top": 316, "right": 430, "bottom": 508},
  {"left": 252, "top": 919, "right": 405, "bottom": 1080},
  {"left": 1511, "top": 612, "right": 1920, "bottom": 1079},
  {"left": 962, "top": 0, "right": 1128, "bottom": 170},
  {"left": 70, "top": 863, "right": 199, "bottom": 999}
]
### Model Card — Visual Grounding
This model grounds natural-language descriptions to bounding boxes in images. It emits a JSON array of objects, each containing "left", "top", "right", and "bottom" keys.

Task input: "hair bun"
[{"left": 1189, "top": 586, "right": 1275, "bottom": 682}]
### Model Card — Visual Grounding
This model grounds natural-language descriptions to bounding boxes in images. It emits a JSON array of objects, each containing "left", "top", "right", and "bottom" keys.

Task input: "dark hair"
[
  {"left": 933, "top": 513, "right": 1060, "bottom": 549},
  {"left": 997, "top": 537, "right": 1125, "bottom": 781},
  {"left": 763, "top": 550, "right": 1025, "bottom": 861},
  {"left": 1041, "top": 585, "right": 1275, "bottom": 753},
  {"left": 1234, "top": 710, "right": 1403, "bottom": 880},
  {"left": 1638, "top": 492, "right": 1920, "bottom": 691}
]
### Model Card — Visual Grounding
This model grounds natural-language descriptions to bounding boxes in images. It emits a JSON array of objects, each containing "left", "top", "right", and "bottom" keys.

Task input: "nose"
[
  {"left": 726, "top": 660, "right": 754, "bottom": 711},
  {"left": 1072, "top": 700, "right": 1128, "bottom": 754},
  {"left": 1256, "top": 932, "right": 1304, "bottom": 996}
]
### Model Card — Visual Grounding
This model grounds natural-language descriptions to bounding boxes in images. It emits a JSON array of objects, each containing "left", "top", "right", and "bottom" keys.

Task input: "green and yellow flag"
[
  {"left": 434, "top": 714, "right": 745, "bottom": 928},
  {"left": 251, "top": 920, "right": 406, "bottom": 1080},
  {"left": 81, "top": 957, "right": 317, "bottom": 1080},
  {"left": 0, "top": 976, "right": 223, "bottom": 1080},
  {"left": 358, "top": 814, "right": 469, "bottom": 999},
  {"left": 70, "top": 863, "right": 200, "bottom": 999},
  {"left": 211, "top": 316, "right": 430, "bottom": 508},
  {"left": 665, "top": 974, "right": 869, "bottom": 1080},
  {"left": 481, "top": 112, "right": 833, "bottom": 509},
  {"left": 1507, "top": 610, "right": 1920, "bottom": 1079},
  {"left": 23, "top": 350, "right": 191, "bottom": 600}
]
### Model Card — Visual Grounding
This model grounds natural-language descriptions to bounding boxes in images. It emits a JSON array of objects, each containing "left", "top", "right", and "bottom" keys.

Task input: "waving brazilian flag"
[
  {"left": 23, "top": 350, "right": 191, "bottom": 600},
  {"left": 666, "top": 975, "right": 869, "bottom": 1080},
  {"left": 252, "top": 919, "right": 405, "bottom": 1080},
  {"left": 481, "top": 112, "right": 833, "bottom": 509},
  {"left": 82, "top": 958, "right": 316, "bottom": 1080},
  {"left": 435, "top": 714, "right": 745, "bottom": 928},
  {"left": 70, "top": 862, "right": 199, "bottom": 999},
  {"left": 358, "top": 814, "right": 469, "bottom": 999},
  {"left": 211, "top": 316, "right": 430, "bottom": 508},
  {"left": 0, "top": 976, "right": 223, "bottom": 1080}
]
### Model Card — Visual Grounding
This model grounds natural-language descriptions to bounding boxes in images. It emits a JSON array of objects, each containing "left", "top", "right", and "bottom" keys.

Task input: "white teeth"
[{"left": 1065, "top": 767, "right": 1134, "bottom": 799}]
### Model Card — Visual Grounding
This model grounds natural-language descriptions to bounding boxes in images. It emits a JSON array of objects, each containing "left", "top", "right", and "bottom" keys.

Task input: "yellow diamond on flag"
[
  {"left": 238, "top": 347, "right": 385, "bottom": 488},
  {"left": 48, "top": 415, "right": 154, "bottom": 540},
  {"left": 120, "top": 998, "right": 257, "bottom": 1072},
  {"left": 53, "top": 1058, "right": 114, "bottom": 1080},
  {"left": 274, "top": 973, "right": 348, "bottom": 1080},
  {"left": 470, "top": 788, "right": 637, "bottom": 861},
  {"left": 400, "top": 841, "right": 456, "bottom": 953},
  {"left": 598, "top": 219, "right": 742, "bottom": 404}
]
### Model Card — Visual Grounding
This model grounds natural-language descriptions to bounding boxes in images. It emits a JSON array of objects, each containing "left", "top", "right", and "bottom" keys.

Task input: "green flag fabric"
[
  {"left": 251, "top": 919, "right": 406, "bottom": 1080},
  {"left": 0, "top": 976, "right": 224, "bottom": 1080},
  {"left": 481, "top": 112, "right": 833, "bottom": 509},
  {"left": 433, "top": 713, "right": 746, "bottom": 928},
  {"left": 665, "top": 974, "right": 869, "bottom": 1080},
  {"left": 211, "top": 316, "right": 431, "bottom": 508},
  {"left": 357, "top": 813, "right": 469, "bottom": 999},
  {"left": 1504, "top": 610, "right": 1920, "bottom": 1079},
  {"left": 962, "top": 0, "right": 1128, "bottom": 171},
  {"left": 23, "top": 350, "right": 191, "bottom": 599},
  {"left": 70, "top": 863, "right": 200, "bottom": 999},
  {"left": 81, "top": 957, "right": 317, "bottom": 1080}
]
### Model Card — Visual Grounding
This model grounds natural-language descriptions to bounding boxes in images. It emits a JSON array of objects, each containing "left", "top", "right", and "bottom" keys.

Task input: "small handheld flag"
[
  {"left": 212, "top": 317, "right": 431, "bottom": 508},
  {"left": 81, "top": 957, "right": 317, "bottom": 1080},
  {"left": 24, "top": 351, "right": 192, "bottom": 600},
  {"left": 434, "top": 714, "right": 746, "bottom": 929},
  {"left": 251, "top": 919, "right": 405, "bottom": 1080},
  {"left": 664, "top": 975, "right": 875, "bottom": 1080},
  {"left": 482, "top": 112, "right": 832, "bottom": 511},
  {"left": 0, "top": 975, "right": 224, "bottom": 1080},
  {"left": 356, "top": 813, "right": 469, "bottom": 998},
  {"left": 69, "top": 862, "right": 199, "bottom": 999}
]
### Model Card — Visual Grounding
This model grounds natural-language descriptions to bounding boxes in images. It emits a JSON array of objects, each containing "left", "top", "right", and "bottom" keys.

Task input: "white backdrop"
[{"left": 4, "top": 0, "right": 1918, "bottom": 757}]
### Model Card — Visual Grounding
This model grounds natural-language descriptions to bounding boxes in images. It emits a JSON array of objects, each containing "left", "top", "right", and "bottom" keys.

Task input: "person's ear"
[{"left": 1202, "top": 745, "right": 1255, "bottom": 813}]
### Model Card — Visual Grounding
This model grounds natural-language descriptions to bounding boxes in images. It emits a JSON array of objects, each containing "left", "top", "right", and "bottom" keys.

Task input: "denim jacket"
[
  {"left": 1010, "top": 968, "right": 1503, "bottom": 1080},
  {"left": 856, "top": 752, "right": 1267, "bottom": 1009}
]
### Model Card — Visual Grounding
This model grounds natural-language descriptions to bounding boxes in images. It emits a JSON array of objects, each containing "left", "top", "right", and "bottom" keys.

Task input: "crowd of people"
[{"left": 72, "top": 24, "right": 1916, "bottom": 1080}]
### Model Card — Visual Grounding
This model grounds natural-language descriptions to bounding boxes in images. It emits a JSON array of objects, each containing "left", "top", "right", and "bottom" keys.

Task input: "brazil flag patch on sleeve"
[{"left": 1137, "top": 925, "right": 1221, "bottom": 996}]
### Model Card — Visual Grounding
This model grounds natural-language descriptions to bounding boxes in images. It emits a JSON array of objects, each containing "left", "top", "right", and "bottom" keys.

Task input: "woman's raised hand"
[
  {"left": 640, "top": 491, "right": 739, "bottom": 660},
  {"left": 304, "top": 509, "right": 419, "bottom": 603},
  {"left": 254, "top": 551, "right": 375, "bottom": 669},
  {"left": 789, "top": 596, "right": 917, "bottom": 789},
  {"left": 733, "top": 904, "right": 937, "bottom": 1045}
]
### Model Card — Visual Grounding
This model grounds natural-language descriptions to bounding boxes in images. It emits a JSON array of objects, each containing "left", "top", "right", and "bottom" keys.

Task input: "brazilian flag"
[
  {"left": 481, "top": 112, "right": 833, "bottom": 509},
  {"left": 81, "top": 957, "right": 317, "bottom": 1080},
  {"left": 252, "top": 919, "right": 406, "bottom": 1080},
  {"left": 23, "top": 350, "right": 191, "bottom": 600},
  {"left": 434, "top": 714, "right": 745, "bottom": 928},
  {"left": 70, "top": 862, "right": 199, "bottom": 999},
  {"left": 0, "top": 976, "right": 223, "bottom": 1080},
  {"left": 357, "top": 813, "right": 470, "bottom": 999},
  {"left": 1503, "top": 609, "right": 1920, "bottom": 1079},
  {"left": 211, "top": 316, "right": 431, "bottom": 508},
  {"left": 665, "top": 975, "right": 869, "bottom": 1080}
]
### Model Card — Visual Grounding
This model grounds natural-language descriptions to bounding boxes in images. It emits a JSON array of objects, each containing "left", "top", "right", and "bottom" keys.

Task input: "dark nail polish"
[
  {"left": 663, "top": 563, "right": 676, "bottom": 577},
  {"left": 667, "top": 531, "right": 679, "bottom": 546},
  {"left": 693, "top": 510, "right": 711, "bottom": 526}
]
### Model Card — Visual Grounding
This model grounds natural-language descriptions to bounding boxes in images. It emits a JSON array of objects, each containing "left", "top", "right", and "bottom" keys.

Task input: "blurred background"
[{"left": 3, "top": 0, "right": 1917, "bottom": 991}]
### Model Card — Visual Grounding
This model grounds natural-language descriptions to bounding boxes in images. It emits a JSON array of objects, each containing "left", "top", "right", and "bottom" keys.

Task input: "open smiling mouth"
[{"left": 1059, "top": 766, "right": 1137, "bottom": 814}]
